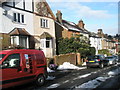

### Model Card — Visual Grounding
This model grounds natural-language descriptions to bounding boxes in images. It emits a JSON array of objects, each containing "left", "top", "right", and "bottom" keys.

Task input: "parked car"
[
  {"left": 105, "top": 56, "right": 117, "bottom": 65},
  {"left": 86, "top": 55, "right": 109, "bottom": 68},
  {"left": 0, "top": 49, "right": 47, "bottom": 89},
  {"left": 112, "top": 55, "right": 119, "bottom": 62}
]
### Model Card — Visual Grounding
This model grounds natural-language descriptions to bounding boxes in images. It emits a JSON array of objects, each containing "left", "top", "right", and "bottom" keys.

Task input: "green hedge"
[{"left": 57, "top": 35, "right": 96, "bottom": 58}]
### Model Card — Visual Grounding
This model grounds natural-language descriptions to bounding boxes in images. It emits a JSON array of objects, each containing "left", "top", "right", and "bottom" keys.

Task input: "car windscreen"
[
  {"left": 88, "top": 56, "right": 99, "bottom": 60},
  {"left": 0, "top": 54, "right": 6, "bottom": 61},
  {"left": 105, "top": 57, "right": 113, "bottom": 59}
]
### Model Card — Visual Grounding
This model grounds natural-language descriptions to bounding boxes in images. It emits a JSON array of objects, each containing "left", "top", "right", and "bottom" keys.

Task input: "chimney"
[
  {"left": 97, "top": 29, "right": 104, "bottom": 37},
  {"left": 78, "top": 19, "right": 85, "bottom": 29},
  {"left": 56, "top": 10, "right": 62, "bottom": 24},
  {"left": 98, "top": 29, "right": 103, "bottom": 34}
]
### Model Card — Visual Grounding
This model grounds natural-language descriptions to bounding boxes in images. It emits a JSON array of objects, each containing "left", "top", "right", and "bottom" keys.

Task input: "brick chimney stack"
[
  {"left": 56, "top": 10, "right": 62, "bottom": 24},
  {"left": 78, "top": 19, "right": 85, "bottom": 29},
  {"left": 97, "top": 29, "right": 104, "bottom": 37}
]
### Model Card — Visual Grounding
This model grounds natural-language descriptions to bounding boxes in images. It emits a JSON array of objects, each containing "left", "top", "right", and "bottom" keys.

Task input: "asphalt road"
[{"left": 3, "top": 64, "right": 120, "bottom": 90}]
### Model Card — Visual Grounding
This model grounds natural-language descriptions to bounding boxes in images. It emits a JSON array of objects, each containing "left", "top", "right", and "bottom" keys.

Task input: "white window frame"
[
  {"left": 13, "top": 12, "right": 25, "bottom": 24},
  {"left": 40, "top": 38, "right": 52, "bottom": 48},
  {"left": 40, "top": 18, "right": 49, "bottom": 28}
]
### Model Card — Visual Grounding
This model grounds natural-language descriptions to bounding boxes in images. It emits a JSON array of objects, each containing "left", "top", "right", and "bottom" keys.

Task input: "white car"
[{"left": 105, "top": 56, "right": 117, "bottom": 65}]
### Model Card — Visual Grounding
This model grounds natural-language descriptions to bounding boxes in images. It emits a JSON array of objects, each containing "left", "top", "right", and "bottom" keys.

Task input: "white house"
[
  {"left": 0, "top": 0, "right": 56, "bottom": 58},
  {"left": 1, "top": 0, "right": 34, "bottom": 48},
  {"left": 90, "top": 33, "right": 102, "bottom": 55}
]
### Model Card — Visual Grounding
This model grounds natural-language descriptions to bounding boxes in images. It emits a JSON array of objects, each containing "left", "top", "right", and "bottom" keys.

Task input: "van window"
[
  {"left": 0, "top": 54, "right": 6, "bottom": 61},
  {"left": 2, "top": 54, "right": 20, "bottom": 68},
  {"left": 35, "top": 54, "right": 44, "bottom": 64}
]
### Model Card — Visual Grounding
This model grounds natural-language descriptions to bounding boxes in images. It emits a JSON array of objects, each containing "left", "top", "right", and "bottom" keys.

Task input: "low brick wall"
[{"left": 54, "top": 53, "right": 81, "bottom": 65}]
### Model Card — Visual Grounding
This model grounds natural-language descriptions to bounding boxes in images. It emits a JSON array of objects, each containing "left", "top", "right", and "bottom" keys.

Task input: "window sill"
[
  {"left": 12, "top": 21, "right": 26, "bottom": 25},
  {"left": 41, "top": 27, "right": 50, "bottom": 29}
]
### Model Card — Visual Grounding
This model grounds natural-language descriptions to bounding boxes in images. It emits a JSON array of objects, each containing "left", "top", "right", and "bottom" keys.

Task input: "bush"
[
  {"left": 98, "top": 49, "right": 111, "bottom": 56},
  {"left": 57, "top": 35, "right": 95, "bottom": 58}
]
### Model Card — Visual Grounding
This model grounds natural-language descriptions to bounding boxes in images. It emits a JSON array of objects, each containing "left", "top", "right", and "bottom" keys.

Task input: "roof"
[
  {"left": 56, "top": 20, "right": 90, "bottom": 34},
  {"left": 9, "top": 28, "right": 31, "bottom": 36},
  {"left": 40, "top": 32, "right": 52, "bottom": 39},
  {"left": 62, "top": 20, "right": 83, "bottom": 32}
]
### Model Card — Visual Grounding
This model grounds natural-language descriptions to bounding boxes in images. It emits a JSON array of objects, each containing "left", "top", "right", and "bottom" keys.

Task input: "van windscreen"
[{"left": 0, "top": 54, "right": 6, "bottom": 60}]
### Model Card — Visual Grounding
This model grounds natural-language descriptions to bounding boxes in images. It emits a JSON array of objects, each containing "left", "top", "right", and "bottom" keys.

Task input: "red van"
[{"left": 0, "top": 49, "right": 47, "bottom": 89}]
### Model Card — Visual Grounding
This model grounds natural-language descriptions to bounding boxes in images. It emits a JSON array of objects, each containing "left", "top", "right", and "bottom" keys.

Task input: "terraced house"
[{"left": 0, "top": 0, "right": 56, "bottom": 58}]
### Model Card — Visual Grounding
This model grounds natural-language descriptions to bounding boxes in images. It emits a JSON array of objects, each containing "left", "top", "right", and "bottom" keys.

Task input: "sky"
[{"left": 47, "top": 0, "right": 119, "bottom": 35}]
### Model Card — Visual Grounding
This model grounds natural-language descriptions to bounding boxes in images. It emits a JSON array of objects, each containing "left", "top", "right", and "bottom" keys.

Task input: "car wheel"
[
  {"left": 99, "top": 63, "right": 104, "bottom": 68},
  {"left": 107, "top": 62, "right": 110, "bottom": 66},
  {"left": 36, "top": 75, "right": 45, "bottom": 86}
]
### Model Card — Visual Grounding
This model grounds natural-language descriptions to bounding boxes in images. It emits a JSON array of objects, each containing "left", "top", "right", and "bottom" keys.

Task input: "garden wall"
[{"left": 53, "top": 53, "right": 81, "bottom": 65}]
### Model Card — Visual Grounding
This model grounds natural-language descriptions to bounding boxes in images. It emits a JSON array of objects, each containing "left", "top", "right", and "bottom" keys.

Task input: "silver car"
[{"left": 105, "top": 56, "right": 117, "bottom": 65}]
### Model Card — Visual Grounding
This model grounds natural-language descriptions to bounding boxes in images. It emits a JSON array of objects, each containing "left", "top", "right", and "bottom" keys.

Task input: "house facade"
[
  {"left": 97, "top": 29, "right": 116, "bottom": 54},
  {"left": 33, "top": 1, "right": 56, "bottom": 58},
  {"left": 89, "top": 33, "right": 102, "bottom": 54},
  {"left": 0, "top": 0, "right": 56, "bottom": 58},
  {"left": 55, "top": 10, "right": 90, "bottom": 54},
  {"left": 1, "top": 0, "right": 34, "bottom": 49}
]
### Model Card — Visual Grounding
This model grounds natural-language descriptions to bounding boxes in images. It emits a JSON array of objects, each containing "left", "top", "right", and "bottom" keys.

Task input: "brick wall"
[
  {"left": 0, "top": 33, "right": 10, "bottom": 50},
  {"left": 54, "top": 53, "right": 81, "bottom": 65}
]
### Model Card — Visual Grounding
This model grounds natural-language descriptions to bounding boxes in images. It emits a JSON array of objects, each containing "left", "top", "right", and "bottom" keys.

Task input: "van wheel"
[
  {"left": 36, "top": 75, "right": 45, "bottom": 86},
  {"left": 99, "top": 63, "right": 104, "bottom": 68}
]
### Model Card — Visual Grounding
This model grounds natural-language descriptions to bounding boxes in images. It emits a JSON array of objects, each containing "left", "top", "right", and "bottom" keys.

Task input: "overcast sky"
[{"left": 47, "top": 0, "right": 119, "bottom": 35}]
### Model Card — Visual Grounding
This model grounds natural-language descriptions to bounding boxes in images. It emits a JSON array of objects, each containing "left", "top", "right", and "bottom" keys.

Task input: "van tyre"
[
  {"left": 99, "top": 63, "right": 104, "bottom": 68},
  {"left": 36, "top": 75, "right": 45, "bottom": 86}
]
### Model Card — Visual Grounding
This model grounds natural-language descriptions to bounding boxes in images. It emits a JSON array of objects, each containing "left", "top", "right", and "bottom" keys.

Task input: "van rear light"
[{"left": 96, "top": 59, "right": 100, "bottom": 61}]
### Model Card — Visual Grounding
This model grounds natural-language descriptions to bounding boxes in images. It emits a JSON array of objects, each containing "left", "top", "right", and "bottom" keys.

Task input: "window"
[
  {"left": 40, "top": 38, "right": 52, "bottom": 48},
  {"left": 46, "top": 38, "right": 52, "bottom": 48},
  {"left": 19, "top": 36, "right": 27, "bottom": 48},
  {"left": 46, "top": 40, "right": 50, "bottom": 48},
  {"left": 21, "top": 15, "right": 24, "bottom": 23},
  {"left": 2, "top": 54, "right": 20, "bottom": 68},
  {"left": 13, "top": 12, "right": 25, "bottom": 24},
  {"left": 12, "top": 36, "right": 17, "bottom": 46},
  {"left": 18, "top": 13, "right": 20, "bottom": 23},
  {"left": 0, "top": 54, "right": 6, "bottom": 61},
  {"left": 40, "top": 19, "right": 48, "bottom": 28}
]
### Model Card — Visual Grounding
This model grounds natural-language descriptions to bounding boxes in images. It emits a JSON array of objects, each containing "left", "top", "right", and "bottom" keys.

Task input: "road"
[{"left": 4, "top": 63, "right": 120, "bottom": 90}]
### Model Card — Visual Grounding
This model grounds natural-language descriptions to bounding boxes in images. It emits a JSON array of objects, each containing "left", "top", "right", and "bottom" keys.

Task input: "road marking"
[
  {"left": 47, "top": 83, "right": 60, "bottom": 89},
  {"left": 63, "top": 80, "right": 69, "bottom": 84}
]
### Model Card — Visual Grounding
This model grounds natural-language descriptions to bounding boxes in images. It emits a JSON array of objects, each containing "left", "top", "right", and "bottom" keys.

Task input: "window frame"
[
  {"left": 2, "top": 53, "right": 21, "bottom": 68},
  {"left": 40, "top": 18, "right": 49, "bottom": 28},
  {"left": 13, "top": 12, "right": 25, "bottom": 24}
]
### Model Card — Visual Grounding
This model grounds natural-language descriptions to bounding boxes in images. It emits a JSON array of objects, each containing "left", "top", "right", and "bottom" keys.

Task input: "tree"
[
  {"left": 98, "top": 49, "right": 111, "bottom": 56},
  {"left": 57, "top": 35, "right": 95, "bottom": 58}
]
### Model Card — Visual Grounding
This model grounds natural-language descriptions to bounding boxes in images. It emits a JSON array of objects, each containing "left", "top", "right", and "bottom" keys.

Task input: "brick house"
[{"left": 55, "top": 10, "right": 90, "bottom": 54}]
